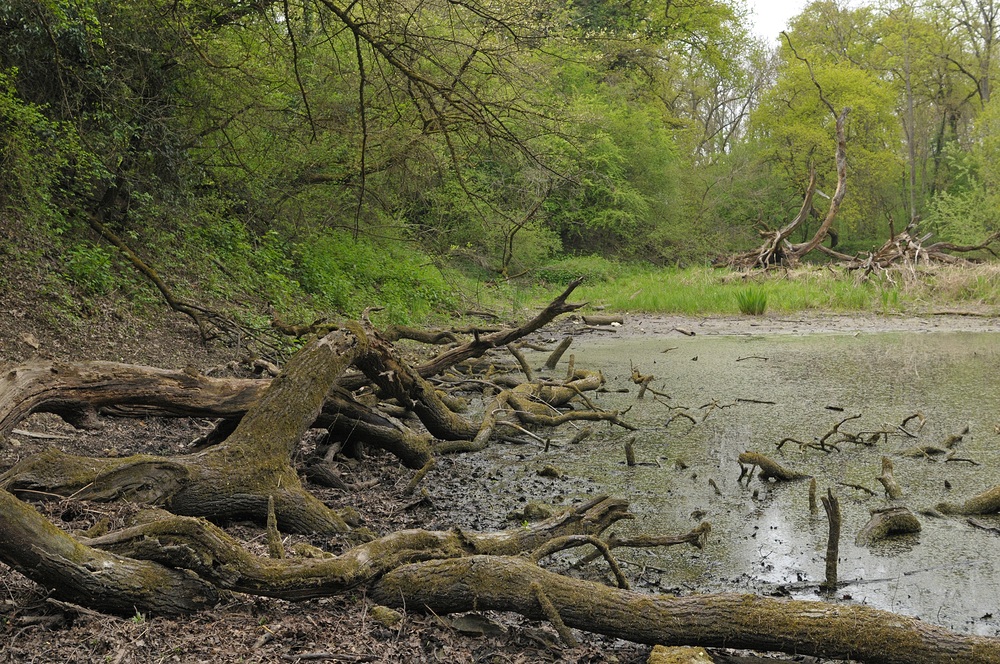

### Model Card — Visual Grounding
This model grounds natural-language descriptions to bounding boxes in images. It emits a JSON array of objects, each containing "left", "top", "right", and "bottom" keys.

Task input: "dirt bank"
[{"left": 559, "top": 310, "right": 1000, "bottom": 339}]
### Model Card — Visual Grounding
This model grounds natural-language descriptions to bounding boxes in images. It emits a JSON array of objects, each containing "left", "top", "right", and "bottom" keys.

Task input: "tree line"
[{"left": 1, "top": 0, "right": 998, "bottom": 303}]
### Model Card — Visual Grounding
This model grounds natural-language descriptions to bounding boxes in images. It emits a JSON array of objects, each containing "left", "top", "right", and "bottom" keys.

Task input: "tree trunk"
[
  {"left": 787, "top": 108, "right": 850, "bottom": 259},
  {"left": 0, "top": 487, "right": 219, "bottom": 615},
  {"left": 372, "top": 555, "right": 1000, "bottom": 664},
  {"left": 2, "top": 328, "right": 370, "bottom": 534}
]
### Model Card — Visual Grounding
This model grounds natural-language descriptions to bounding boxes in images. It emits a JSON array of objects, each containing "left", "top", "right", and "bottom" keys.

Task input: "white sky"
[{"left": 744, "top": 0, "right": 811, "bottom": 42}]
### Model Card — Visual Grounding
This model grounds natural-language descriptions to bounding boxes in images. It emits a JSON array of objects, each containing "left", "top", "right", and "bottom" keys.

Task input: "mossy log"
[
  {"left": 0, "top": 487, "right": 219, "bottom": 615},
  {"left": 738, "top": 452, "right": 810, "bottom": 481},
  {"left": 582, "top": 314, "right": 624, "bottom": 326},
  {"left": 856, "top": 506, "right": 921, "bottom": 546},
  {"left": 82, "top": 497, "right": 625, "bottom": 610},
  {"left": 1, "top": 329, "right": 370, "bottom": 534},
  {"left": 381, "top": 325, "right": 458, "bottom": 345},
  {"left": 937, "top": 484, "right": 1000, "bottom": 515},
  {"left": 371, "top": 554, "right": 1000, "bottom": 664},
  {"left": 0, "top": 360, "right": 432, "bottom": 469}
]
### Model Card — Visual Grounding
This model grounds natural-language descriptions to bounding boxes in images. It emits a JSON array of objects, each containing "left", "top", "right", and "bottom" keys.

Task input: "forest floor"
[{"left": 1, "top": 299, "right": 997, "bottom": 663}]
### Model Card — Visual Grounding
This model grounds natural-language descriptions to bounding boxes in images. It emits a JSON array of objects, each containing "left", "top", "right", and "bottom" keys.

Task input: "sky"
[{"left": 744, "top": 0, "right": 811, "bottom": 42}]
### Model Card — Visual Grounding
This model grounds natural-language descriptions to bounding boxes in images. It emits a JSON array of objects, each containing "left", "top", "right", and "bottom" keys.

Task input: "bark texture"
[{"left": 371, "top": 555, "right": 1000, "bottom": 664}]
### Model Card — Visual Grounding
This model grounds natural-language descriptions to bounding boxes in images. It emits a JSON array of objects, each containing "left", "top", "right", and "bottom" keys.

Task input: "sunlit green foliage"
[{"left": 2, "top": 0, "right": 1000, "bottom": 333}]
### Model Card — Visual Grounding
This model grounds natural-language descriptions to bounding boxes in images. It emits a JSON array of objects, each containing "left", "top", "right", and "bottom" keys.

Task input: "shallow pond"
[{"left": 536, "top": 330, "right": 1000, "bottom": 636}]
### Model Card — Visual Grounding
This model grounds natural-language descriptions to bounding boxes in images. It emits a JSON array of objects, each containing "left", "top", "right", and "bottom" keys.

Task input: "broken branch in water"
[
  {"left": 575, "top": 522, "right": 711, "bottom": 566},
  {"left": 738, "top": 452, "right": 811, "bottom": 482},
  {"left": 878, "top": 456, "right": 904, "bottom": 500},
  {"left": 820, "top": 489, "right": 841, "bottom": 592}
]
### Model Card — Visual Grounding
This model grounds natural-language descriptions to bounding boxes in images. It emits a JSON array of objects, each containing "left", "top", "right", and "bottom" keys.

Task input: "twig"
[{"left": 838, "top": 482, "right": 877, "bottom": 497}]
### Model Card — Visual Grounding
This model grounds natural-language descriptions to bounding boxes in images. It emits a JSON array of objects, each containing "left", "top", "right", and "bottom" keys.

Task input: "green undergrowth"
[{"left": 15, "top": 208, "right": 1000, "bottom": 343}]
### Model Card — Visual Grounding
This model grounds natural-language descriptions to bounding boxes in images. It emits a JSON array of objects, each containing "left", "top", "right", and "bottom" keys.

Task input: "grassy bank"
[
  {"left": 14, "top": 216, "right": 1000, "bottom": 347},
  {"left": 532, "top": 257, "right": 1000, "bottom": 317}
]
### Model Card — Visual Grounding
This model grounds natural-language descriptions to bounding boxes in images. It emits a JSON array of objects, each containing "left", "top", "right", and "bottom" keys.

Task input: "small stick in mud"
[
  {"left": 818, "top": 412, "right": 862, "bottom": 448},
  {"left": 878, "top": 456, "right": 903, "bottom": 500},
  {"left": 624, "top": 438, "right": 636, "bottom": 467},
  {"left": 968, "top": 518, "right": 1000, "bottom": 536},
  {"left": 899, "top": 411, "right": 926, "bottom": 437},
  {"left": 630, "top": 364, "right": 669, "bottom": 399},
  {"left": 630, "top": 364, "right": 654, "bottom": 399},
  {"left": 506, "top": 344, "right": 532, "bottom": 381},
  {"left": 265, "top": 495, "right": 285, "bottom": 560},
  {"left": 665, "top": 412, "right": 697, "bottom": 429},
  {"left": 545, "top": 337, "right": 573, "bottom": 370},
  {"left": 575, "top": 522, "right": 712, "bottom": 566},
  {"left": 820, "top": 489, "right": 841, "bottom": 592},
  {"left": 945, "top": 455, "right": 980, "bottom": 465},
  {"left": 809, "top": 477, "right": 817, "bottom": 514},
  {"left": 405, "top": 458, "right": 436, "bottom": 495},
  {"left": 838, "top": 482, "right": 878, "bottom": 497},
  {"left": 699, "top": 399, "right": 736, "bottom": 422}
]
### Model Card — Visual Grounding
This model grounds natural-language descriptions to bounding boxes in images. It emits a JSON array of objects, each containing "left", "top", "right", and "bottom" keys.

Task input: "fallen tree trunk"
[
  {"left": 5, "top": 484, "right": 996, "bottom": 662},
  {"left": 937, "top": 484, "right": 1000, "bottom": 515},
  {"left": 371, "top": 555, "right": 1000, "bottom": 664},
  {"left": 0, "top": 360, "right": 433, "bottom": 469},
  {"left": 0, "top": 361, "right": 262, "bottom": 438},
  {"left": 1, "top": 328, "right": 371, "bottom": 534},
  {"left": 0, "top": 487, "right": 219, "bottom": 615},
  {"left": 85, "top": 496, "right": 629, "bottom": 604}
]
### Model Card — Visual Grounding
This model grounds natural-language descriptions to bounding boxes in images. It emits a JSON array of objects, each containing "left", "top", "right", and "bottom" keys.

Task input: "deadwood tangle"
[{"left": 3, "top": 0, "right": 1000, "bottom": 661}]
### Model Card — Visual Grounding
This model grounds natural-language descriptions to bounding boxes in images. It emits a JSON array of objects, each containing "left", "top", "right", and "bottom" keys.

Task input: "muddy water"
[{"left": 545, "top": 330, "right": 1000, "bottom": 636}]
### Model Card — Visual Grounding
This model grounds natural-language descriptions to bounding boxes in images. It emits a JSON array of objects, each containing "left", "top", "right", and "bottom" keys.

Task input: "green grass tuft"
[{"left": 735, "top": 286, "right": 768, "bottom": 315}]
